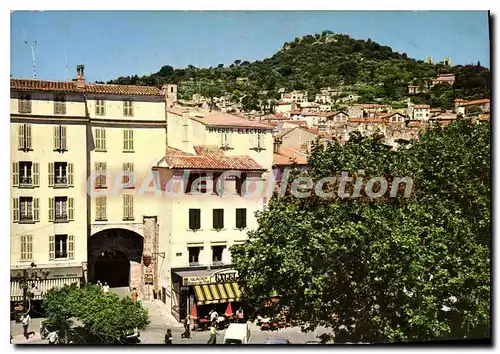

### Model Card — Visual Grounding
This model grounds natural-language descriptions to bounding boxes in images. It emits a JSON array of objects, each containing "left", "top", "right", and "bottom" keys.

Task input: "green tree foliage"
[
  {"left": 43, "top": 284, "right": 149, "bottom": 343},
  {"left": 231, "top": 118, "right": 490, "bottom": 343}
]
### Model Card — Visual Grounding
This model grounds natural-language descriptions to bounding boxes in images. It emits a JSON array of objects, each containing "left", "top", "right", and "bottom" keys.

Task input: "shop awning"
[
  {"left": 193, "top": 282, "right": 241, "bottom": 305},
  {"left": 10, "top": 278, "right": 81, "bottom": 301}
]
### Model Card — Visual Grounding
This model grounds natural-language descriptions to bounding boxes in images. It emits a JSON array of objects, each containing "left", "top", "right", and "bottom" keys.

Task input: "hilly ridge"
[{"left": 108, "top": 31, "right": 490, "bottom": 110}]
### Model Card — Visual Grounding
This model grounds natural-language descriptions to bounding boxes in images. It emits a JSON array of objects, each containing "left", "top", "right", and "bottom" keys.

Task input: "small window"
[
  {"left": 95, "top": 99, "right": 106, "bottom": 116},
  {"left": 123, "top": 100, "right": 134, "bottom": 117},
  {"left": 212, "top": 246, "right": 225, "bottom": 264},
  {"left": 188, "top": 247, "right": 201, "bottom": 265},
  {"left": 213, "top": 209, "right": 224, "bottom": 230},
  {"left": 18, "top": 94, "right": 32, "bottom": 114},
  {"left": 236, "top": 208, "right": 247, "bottom": 229},
  {"left": 55, "top": 234, "right": 68, "bottom": 259},
  {"left": 189, "top": 209, "right": 201, "bottom": 231},
  {"left": 54, "top": 94, "right": 66, "bottom": 115}
]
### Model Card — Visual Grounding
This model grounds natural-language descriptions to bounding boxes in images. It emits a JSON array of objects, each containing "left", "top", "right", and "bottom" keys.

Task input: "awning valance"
[
  {"left": 10, "top": 278, "right": 81, "bottom": 301},
  {"left": 194, "top": 282, "right": 241, "bottom": 305}
]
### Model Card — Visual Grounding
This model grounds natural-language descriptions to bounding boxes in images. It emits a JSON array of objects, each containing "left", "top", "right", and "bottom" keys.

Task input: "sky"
[{"left": 10, "top": 11, "right": 490, "bottom": 82}]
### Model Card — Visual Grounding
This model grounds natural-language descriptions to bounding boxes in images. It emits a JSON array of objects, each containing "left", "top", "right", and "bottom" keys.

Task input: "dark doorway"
[{"left": 94, "top": 250, "right": 130, "bottom": 287}]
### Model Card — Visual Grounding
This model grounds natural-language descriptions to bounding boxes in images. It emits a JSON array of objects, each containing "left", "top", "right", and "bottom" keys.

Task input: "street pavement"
[{"left": 11, "top": 289, "right": 333, "bottom": 345}]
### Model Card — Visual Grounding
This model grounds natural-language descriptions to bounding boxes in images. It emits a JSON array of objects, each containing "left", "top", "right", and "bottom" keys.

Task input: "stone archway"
[{"left": 88, "top": 228, "right": 144, "bottom": 289}]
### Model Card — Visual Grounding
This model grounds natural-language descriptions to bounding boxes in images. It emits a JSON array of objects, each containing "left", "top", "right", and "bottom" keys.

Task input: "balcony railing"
[
  {"left": 19, "top": 176, "right": 33, "bottom": 187},
  {"left": 55, "top": 176, "right": 68, "bottom": 186},
  {"left": 54, "top": 213, "right": 68, "bottom": 223},
  {"left": 19, "top": 213, "right": 33, "bottom": 222},
  {"left": 55, "top": 250, "right": 68, "bottom": 259}
]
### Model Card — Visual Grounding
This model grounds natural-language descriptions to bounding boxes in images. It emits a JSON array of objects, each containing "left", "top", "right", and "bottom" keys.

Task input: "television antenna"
[{"left": 24, "top": 40, "right": 37, "bottom": 79}]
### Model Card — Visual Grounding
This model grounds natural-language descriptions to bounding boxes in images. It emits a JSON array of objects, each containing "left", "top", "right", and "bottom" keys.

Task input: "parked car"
[
  {"left": 223, "top": 323, "right": 251, "bottom": 344},
  {"left": 265, "top": 337, "right": 291, "bottom": 344}
]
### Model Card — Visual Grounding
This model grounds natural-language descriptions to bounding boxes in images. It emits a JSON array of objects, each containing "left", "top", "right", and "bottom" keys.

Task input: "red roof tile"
[
  {"left": 165, "top": 154, "right": 265, "bottom": 171},
  {"left": 461, "top": 99, "right": 490, "bottom": 106},
  {"left": 284, "top": 120, "right": 307, "bottom": 126},
  {"left": 193, "top": 145, "right": 224, "bottom": 156},
  {"left": 188, "top": 110, "right": 272, "bottom": 129},
  {"left": 414, "top": 105, "right": 430, "bottom": 109},
  {"left": 273, "top": 147, "right": 308, "bottom": 166},
  {"left": 11, "top": 78, "right": 162, "bottom": 96}
]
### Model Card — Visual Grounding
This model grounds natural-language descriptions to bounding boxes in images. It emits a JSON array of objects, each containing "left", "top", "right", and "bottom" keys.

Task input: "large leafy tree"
[
  {"left": 43, "top": 284, "right": 149, "bottom": 343},
  {"left": 231, "top": 118, "right": 490, "bottom": 343}
]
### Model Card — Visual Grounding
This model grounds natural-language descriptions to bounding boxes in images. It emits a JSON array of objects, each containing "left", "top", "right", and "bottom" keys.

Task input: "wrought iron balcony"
[
  {"left": 19, "top": 213, "right": 33, "bottom": 222},
  {"left": 19, "top": 176, "right": 33, "bottom": 187},
  {"left": 54, "top": 213, "right": 68, "bottom": 223},
  {"left": 55, "top": 250, "right": 68, "bottom": 259},
  {"left": 55, "top": 176, "right": 68, "bottom": 186}
]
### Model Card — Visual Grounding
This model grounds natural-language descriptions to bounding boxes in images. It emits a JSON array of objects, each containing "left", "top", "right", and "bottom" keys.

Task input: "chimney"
[
  {"left": 273, "top": 136, "right": 282, "bottom": 154},
  {"left": 76, "top": 65, "right": 86, "bottom": 88}
]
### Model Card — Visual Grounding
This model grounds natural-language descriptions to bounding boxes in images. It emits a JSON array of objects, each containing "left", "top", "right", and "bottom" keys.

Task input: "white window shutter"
[
  {"left": 33, "top": 198, "right": 39, "bottom": 222},
  {"left": 123, "top": 194, "right": 127, "bottom": 219},
  {"left": 68, "top": 163, "right": 74, "bottom": 187},
  {"left": 25, "top": 124, "right": 32, "bottom": 149},
  {"left": 102, "top": 197, "right": 107, "bottom": 220},
  {"left": 129, "top": 129, "right": 134, "bottom": 150},
  {"left": 68, "top": 198, "right": 74, "bottom": 221},
  {"left": 68, "top": 235, "right": 74, "bottom": 259},
  {"left": 102, "top": 129, "right": 106, "bottom": 150},
  {"left": 33, "top": 163, "right": 39, "bottom": 187},
  {"left": 13, "top": 198, "right": 19, "bottom": 222},
  {"left": 48, "top": 163, "right": 54, "bottom": 187},
  {"left": 61, "top": 126, "right": 67, "bottom": 150},
  {"left": 96, "top": 197, "right": 101, "bottom": 220},
  {"left": 49, "top": 235, "right": 55, "bottom": 260},
  {"left": 49, "top": 198, "right": 54, "bottom": 222},
  {"left": 18, "top": 124, "right": 25, "bottom": 150},
  {"left": 53, "top": 125, "right": 60, "bottom": 150},
  {"left": 12, "top": 162, "right": 19, "bottom": 187}
]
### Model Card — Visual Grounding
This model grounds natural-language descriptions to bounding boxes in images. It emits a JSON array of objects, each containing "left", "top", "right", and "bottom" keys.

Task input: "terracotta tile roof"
[
  {"left": 188, "top": 110, "right": 272, "bottom": 129},
  {"left": 11, "top": 78, "right": 162, "bottom": 96},
  {"left": 193, "top": 145, "right": 224, "bottom": 156},
  {"left": 278, "top": 100, "right": 291, "bottom": 105},
  {"left": 348, "top": 117, "right": 384, "bottom": 123},
  {"left": 167, "top": 107, "right": 190, "bottom": 116},
  {"left": 166, "top": 146, "right": 192, "bottom": 156},
  {"left": 414, "top": 105, "right": 430, "bottom": 109},
  {"left": 407, "top": 121, "right": 425, "bottom": 127},
  {"left": 165, "top": 154, "right": 265, "bottom": 171},
  {"left": 273, "top": 146, "right": 308, "bottom": 166},
  {"left": 318, "top": 111, "right": 346, "bottom": 118},
  {"left": 299, "top": 127, "right": 321, "bottom": 135},
  {"left": 276, "top": 127, "right": 296, "bottom": 138},
  {"left": 461, "top": 98, "right": 490, "bottom": 106},
  {"left": 284, "top": 120, "right": 307, "bottom": 126},
  {"left": 358, "top": 104, "right": 391, "bottom": 109}
]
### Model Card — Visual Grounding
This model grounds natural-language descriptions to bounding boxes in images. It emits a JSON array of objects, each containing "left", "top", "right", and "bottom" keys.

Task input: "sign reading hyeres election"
[
  {"left": 207, "top": 127, "right": 270, "bottom": 134},
  {"left": 183, "top": 269, "right": 240, "bottom": 286}
]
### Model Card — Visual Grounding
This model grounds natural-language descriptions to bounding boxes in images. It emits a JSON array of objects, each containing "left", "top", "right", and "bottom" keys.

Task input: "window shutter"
[
  {"left": 25, "top": 124, "right": 32, "bottom": 149},
  {"left": 49, "top": 198, "right": 54, "bottom": 222},
  {"left": 33, "top": 163, "right": 39, "bottom": 187},
  {"left": 12, "top": 162, "right": 19, "bottom": 187},
  {"left": 53, "top": 125, "right": 60, "bottom": 150},
  {"left": 123, "top": 101, "right": 127, "bottom": 116},
  {"left": 189, "top": 209, "right": 195, "bottom": 230},
  {"left": 219, "top": 210, "right": 224, "bottom": 229},
  {"left": 61, "top": 126, "right": 67, "bottom": 150},
  {"left": 129, "top": 195, "right": 134, "bottom": 219},
  {"left": 212, "top": 209, "right": 216, "bottom": 229},
  {"left": 102, "top": 129, "right": 106, "bottom": 150},
  {"left": 196, "top": 210, "right": 201, "bottom": 230},
  {"left": 102, "top": 162, "right": 107, "bottom": 187},
  {"left": 18, "top": 124, "right": 25, "bottom": 149},
  {"left": 242, "top": 209, "right": 247, "bottom": 228},
  {"left": 95, "top": 129, "right": 101, "bottom": 150},
  {"left": 68, "top": 198, "right": 74, "bottom": 221},
  {"left": 68, "top": 163, "right": 74, "bottom": 187},
  {"left": 227, "top": 133, "right": 232, "bottom": 147},
  {"left": 33, "top": 198, "right": 39, "bottom": 222},
  {"left": 68, "top": 235, "right": 74, "bottom": 259},
  {"left": 102, "top": 197, "right": 107, "bottom": 220},
  {"left": 129, "top": 129, "right": 134, "bottom": 150},
  {"left": 49, "top": 235, "right": 55, "bottom": 260},
  {"left": 13, "top": 198, "right": 19, "bottom": 222},
  {"left": 48, "top": 163, "right": 54, "bottom": 187},
  {"left": 123, "top": 129, "right": 128, "bottom": 150},
  {"left": 123, "top": 194, "right": 127, "bottom": 219},
  {"left": 96, "top": 197, "right": 101, "bottom": 220}
]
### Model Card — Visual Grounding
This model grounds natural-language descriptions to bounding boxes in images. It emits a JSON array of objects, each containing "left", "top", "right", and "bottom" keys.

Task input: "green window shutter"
[
  {"left": 49, "top": 198, "right": 54, "bottom": 222},
  {"left": 68, "top": 163, "right": 74, "bottom": 187},
  {"left": 12, "top": 162, "right": 19, "bottom": 187},
  {"left": 48, "top": 163, "right": 54, "bottom": 187},
  {"left": 33, "top": 198, "right": 39, "bottom": 222},
  {"left": 68, "top": 235, "right": 74, "bottom": 259},
  {"left": 68, "top": 198, "right": 74, "bottom": 221},
  {"left": 13, "top": 198, "right": 19, "bottom": 222},
  {"left": 49, "top": 235, "right": 55, "bottom": 260},
  {"left": 32, "top": 163, "right": 40, "bottom": 187}
]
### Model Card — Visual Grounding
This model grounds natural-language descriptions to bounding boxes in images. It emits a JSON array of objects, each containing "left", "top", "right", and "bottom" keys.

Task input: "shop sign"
[
  {"left": 145, "top": 274, "right": 154, "bottom": 285},
  {"left": 211, "top": 269, "right": 239, "bottom": 283},
  {"left": 184, "top": 276, "right": 211, "bottom": 286},
  {"left": 10, "top": 267, "right": 83, "bottom": 280}
]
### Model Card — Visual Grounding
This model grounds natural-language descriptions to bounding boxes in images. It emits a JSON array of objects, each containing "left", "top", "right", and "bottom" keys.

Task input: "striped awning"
[
  {"left": 10, "top": 278, "right": 81, "bottom": 301},
  {"left": 193, "top": 282, "right": 241, "bottom": 305}
]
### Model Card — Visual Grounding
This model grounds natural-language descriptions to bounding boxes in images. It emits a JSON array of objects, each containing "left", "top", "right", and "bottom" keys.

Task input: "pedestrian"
[
  {"left": 21, "top": 313, "right": 31, "bottom": 340},
  {"left": 102, "top": 282, "right": 110, "bottom": 293},
  {"left": 207, "top": 325, "right": 217, "bottom": 344},
  {"left": 47, "top": 330, "right": 59, "bottom": 345},
  {"left": 209, "top": 308, "right": 218, "bottom": 323},
  {"left": 181, "top": 316, "right": 191, "bottom": 339},
  {"left": 237, "top": 307, "right": 244, "bottom": 323},
  {"left": 164, "top": 329, "right": 173, "bottom": 344},
  {"left": 131, "top": 287, "right": 138, "bottom": 303}
]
